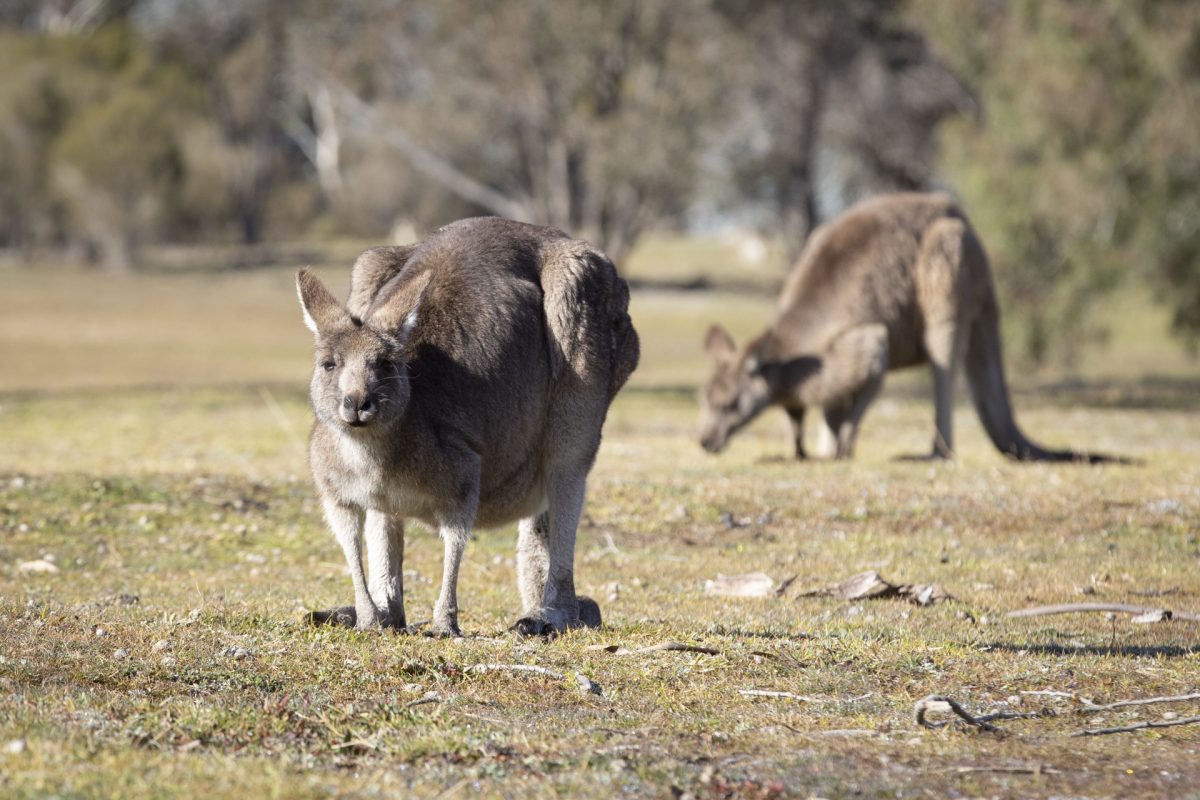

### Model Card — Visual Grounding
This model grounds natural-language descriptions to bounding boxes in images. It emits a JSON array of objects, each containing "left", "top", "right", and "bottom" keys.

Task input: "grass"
[{"left": 1, "top": 249, "right": 1199, "bottom": 798}]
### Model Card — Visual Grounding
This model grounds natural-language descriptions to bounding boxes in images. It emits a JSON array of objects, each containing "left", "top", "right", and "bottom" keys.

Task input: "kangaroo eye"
[{"left": 322, "top": 361, "right": 336, "bottom": 372}]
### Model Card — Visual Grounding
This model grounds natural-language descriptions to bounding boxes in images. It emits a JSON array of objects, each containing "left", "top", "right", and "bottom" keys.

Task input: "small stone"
[
  {"left": 94, "top": 627, "right": 107, "bottom": 637},
  {"left": 160, "top": 656, "right": 177, "bottom": 668},
  {"left": 113, "top": 648, "right": 129, "bottom": 660},
  {"left": 222, "top": 646, "right": 252, "bottom": 661},
  {"left": 4, "top": 739, "right": 26, "bottom": 754},
  {"left": 151, "top": 640, "right": 171, "bottom": 653},
  {"left": 573, "top": 672, "right": 603, "bottom": 697}
]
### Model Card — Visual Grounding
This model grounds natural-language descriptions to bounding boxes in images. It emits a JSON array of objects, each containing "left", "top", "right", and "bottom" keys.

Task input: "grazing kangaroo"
[
  {"left": 297, "top": 217, "right": 639, "bottom": 636},
  {"left": 699, "top": 192, "right": 1123, "bottom": 463}
]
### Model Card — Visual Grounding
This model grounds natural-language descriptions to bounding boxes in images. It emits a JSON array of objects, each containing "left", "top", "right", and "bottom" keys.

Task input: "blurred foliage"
[
  {"left": 916, "top": 0, "right": 1200, "bottom": 362},
  {"left": 0, "top": 0, "right": 1197, "bottom": 361}
]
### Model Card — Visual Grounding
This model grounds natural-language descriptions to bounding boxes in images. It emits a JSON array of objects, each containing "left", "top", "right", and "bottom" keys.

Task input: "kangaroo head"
[
  {"left": 698, "top": 324, "right": 772, "bottom": 454},
  {"left": 296, "top": 269, "right": 421, "bottom": 435}
]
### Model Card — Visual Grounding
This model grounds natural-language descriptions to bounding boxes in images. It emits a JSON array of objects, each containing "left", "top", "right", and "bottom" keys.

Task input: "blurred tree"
[
  {"left": 322, "top": 0, "right": 737, "bottom": 263},
  {"left": 135, "top": 0, "right": 297, "bottom": 245},
  {"left": 0, "top": 20, "right": 198, "bottom": 268},
  {"left": 716, "top": 0, "right": 975, "bottom": 265},
  {"left": 916, "top": 0, "right": 1200, "bottom": 363}
]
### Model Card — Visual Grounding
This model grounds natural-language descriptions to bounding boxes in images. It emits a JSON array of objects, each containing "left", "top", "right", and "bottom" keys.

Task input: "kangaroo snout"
[{"left": 340, "top": 393, "right": 376, "bottom": 426}]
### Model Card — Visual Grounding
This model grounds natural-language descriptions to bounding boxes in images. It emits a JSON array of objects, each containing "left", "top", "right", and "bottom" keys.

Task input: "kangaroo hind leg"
[{"left": 513, "top": 466, "right": 594, "bottom": 637}]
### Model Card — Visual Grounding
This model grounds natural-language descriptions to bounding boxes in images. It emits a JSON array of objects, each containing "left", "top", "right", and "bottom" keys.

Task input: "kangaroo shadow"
[{"left": 984, "top": 641, "right": 1200, "bottom": 659}]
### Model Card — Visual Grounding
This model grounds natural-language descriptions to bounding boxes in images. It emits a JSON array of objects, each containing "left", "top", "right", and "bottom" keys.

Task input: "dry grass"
[{"left": 1, "top": 255, "right": 1199, "bottom": 798}]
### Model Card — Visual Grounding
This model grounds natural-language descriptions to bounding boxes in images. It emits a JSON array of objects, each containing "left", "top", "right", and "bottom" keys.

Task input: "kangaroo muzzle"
[{"left": 339, "top": 393, "right": 376, "bottom": 426}]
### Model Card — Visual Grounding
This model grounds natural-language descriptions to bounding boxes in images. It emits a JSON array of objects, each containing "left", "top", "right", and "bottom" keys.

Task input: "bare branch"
[
  {"left": 332, "top": 84, "right": 530, "bottom": 221},
  {"left": 465, "top": 663, "right": 602, "bottom": 697},
  {"left": 739, "top": 689, "right": 823, "bottom": 702},
  {"left": 1006, "top": 603, "right": 1200, "bottom": 622},
  {"left": 913, "top": 695, "right": 1001, "bottom": 733},
  {"left": 1071, "top": 716, "right": 1200, "bottom": 737},
  {"left": 586, "top": 641, "right": 721, "bottom": 656},
  {"left": 1078, "top": 693, "right": 1200, "bottom": 714}
]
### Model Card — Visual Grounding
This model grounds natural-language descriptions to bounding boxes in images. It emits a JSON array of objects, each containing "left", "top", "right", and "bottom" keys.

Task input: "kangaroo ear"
[
  {"left": 704, "top": 324, "right": 736, "bottom": 362},
  {"left": 296, "top": 269, "right": 344, "bottom": 334},
  {"left": 367, "top": 269, "right": 432, "bottom": 342}
]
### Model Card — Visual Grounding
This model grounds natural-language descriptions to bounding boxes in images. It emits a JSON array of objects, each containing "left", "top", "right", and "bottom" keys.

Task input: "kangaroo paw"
[{"left": 306, "top": 606, "right": 357, "bottom": 627}]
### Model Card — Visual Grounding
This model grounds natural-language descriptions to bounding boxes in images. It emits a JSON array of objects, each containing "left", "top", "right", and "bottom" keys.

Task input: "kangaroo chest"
[{"left": 332, "top": 434, "right": 435, "bottom": 518}]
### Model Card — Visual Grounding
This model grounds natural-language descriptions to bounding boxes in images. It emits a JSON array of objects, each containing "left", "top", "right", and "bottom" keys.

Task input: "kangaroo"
[
  {"left": 297, "top": 217, "right": 639, "bottom": 636},
  {"left": 699, "top": 192, "right": 1124, "bottom": 463}
]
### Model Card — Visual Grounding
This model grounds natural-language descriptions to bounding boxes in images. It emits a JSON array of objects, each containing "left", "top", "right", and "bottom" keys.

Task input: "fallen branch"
[
  {"left": 913, "top": 695, "right": 1000, "bottom": 732},
  {"left": 739, "top": 689, "right": 823, "bottom": 702},
  {"left": 1078, "top": 692, "right": 1200, "bottom": 714},
  {"left": 1006, "top": 603, "right": 1200, "bottom": 623},
  {"left": 951, "top": 764, "right": 1062, "bottom": 775},
  {"left": 1071, "top": 716, "right": 1200, "bottom": 737},
  {"left": 585, "top": 641, "right": 720, "bottom": 656},
  {"left": 465, "top": 663, "right": 602, "bottom": 696}
]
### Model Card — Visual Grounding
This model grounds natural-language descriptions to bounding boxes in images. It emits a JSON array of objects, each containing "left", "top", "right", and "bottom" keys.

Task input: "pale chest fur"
[{"left": 327, "top": 432, "right": 434, "bottom": 519}]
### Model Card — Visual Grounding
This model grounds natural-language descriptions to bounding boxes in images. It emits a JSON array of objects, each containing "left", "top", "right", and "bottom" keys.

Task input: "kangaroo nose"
[{"left": 340, "top": 394, "right": 375, "bottom": 425}]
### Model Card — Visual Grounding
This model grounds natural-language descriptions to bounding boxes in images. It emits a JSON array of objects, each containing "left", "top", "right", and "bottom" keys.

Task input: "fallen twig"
[
  {"left": 1006, "top": 603, "right": 1200, "bottom": 622},
  {"left": 1077, "top": 692, "right": 1200, "bottom": 714},
  {"left": 465, "top": 663, "right": 602, "bottom": 697},
  {"left": 951, "top": 764, "right": 1062, "bottom": 775},
  {"left": 467, "top": 663, "right": 562, "bottom": 678},
  {"left": 913, "top": 695, "right": 1001, "bottom": 732},
  {"left": 1071, "top": 716, "right": 1200, "bottom": 737},
  {"left": 739, "top": 689, "right": 823, "bottom": 702},
  {"left": 585, "top": 640, "right": 720, "bottom": 656}
]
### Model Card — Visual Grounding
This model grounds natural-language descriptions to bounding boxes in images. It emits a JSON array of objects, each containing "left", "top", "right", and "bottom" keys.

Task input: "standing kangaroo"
[
  {"left": 699, "top": 192, "right": 1123, "bottom": 463},
  {"left": 297, "top": 217, "right": 639, "bottom": 636}
]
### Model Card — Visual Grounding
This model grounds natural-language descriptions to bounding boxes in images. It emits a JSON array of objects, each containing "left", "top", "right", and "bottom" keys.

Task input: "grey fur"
[
  {"left": 298, "top": 217, "right": 639, "bottom": 635},
  {"left": 699, "top": 192, "right": 1123, "bottom": 463}
]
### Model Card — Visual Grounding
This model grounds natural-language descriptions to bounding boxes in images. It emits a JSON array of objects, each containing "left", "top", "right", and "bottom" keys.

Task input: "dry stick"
[
  {"left": 465, "top": 663, "right": 602, "bottom": 696},
  {"left": 1077, "top": 692, "right": 1200, "bottom": 714},
  {"left": 1006, "top": 603, "right": 1200, "bottom": 622},
  {"left": 1071, "top": 716, "right": 1200, "bottom": 737},
  {"left": 467, "top": 663, "right": 563, "bottom": 679},
  {"left": 585, "top": 641, "right": 721, "bottom": 656},
  {"left": 739, "top": 689, "right": 823, "bottom": 702},
  {"left": 636, "top": 641, "right": 720, "bottom": 655},
  {"left": 913, "top": 695, "right": 1001, "bottom": 733},
  {"left": 952, "top": 765, "right": 1062, "bottom": 776}
]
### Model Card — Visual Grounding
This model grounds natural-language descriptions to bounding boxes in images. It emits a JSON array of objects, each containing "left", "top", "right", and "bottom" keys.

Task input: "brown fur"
[
  {"left": 298, "top": 217, "right": 638, "bottom": 635},
  {"left": 699, "top": 192, "right": 1125, "bottom": 463}
]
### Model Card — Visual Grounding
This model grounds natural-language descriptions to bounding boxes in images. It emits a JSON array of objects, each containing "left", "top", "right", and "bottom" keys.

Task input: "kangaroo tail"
[
  {"left": 965, "top": 297, "right": 1132, "bottom": 465},
  {"left": 605, "top": 261, "right": 640, "bottom": 400},
  {"left": 541, "top": 241, "right": 639, "bottom": 400}
]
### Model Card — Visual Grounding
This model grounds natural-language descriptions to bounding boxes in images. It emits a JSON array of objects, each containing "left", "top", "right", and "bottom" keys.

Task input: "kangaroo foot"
[
  {"left": 513, "top": 598, "right": 602, "bottom": 638},
  {"left": 427, "top": 619, "right": 463, "bottom": 638}
]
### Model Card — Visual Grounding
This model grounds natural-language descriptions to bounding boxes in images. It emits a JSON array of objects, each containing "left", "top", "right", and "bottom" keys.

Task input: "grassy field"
[{"left": 1, "top": 248, "right": 1199, "bottom": 798}]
